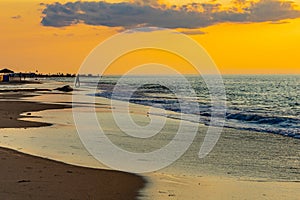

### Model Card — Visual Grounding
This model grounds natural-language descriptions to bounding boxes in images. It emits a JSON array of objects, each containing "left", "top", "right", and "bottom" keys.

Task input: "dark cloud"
[
  {"left": 41, "top": 1, "right": 212, "bottom": 28},
  {"left": 124, "top": 27, "right": 165, "bottom": 33},
  {"left": 247, "top": 0, "right": 300, "bottom": 22},
  {"left": 41, "top": 0, "right": 300, "bottom": 29},
  {"left": 129, "top": 0, "right": 160, "bottom": 6}
]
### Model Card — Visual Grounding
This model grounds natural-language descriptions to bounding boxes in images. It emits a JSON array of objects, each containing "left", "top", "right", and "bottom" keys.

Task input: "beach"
[
  {"left": 2, "top": 0, "right": 300, "bottom": 198},
  {"left": 143, "top": 173, "right": 300, "bottom": 200},
  {"left": 0, "top": 78, "right": 299, "bottom": 200},
  {"left": 0, "top": 94, "right": 69, "bottom": 129},
  {"left": 0, "top": 90, "right": 145, "bottom": 200},
  {"left": 0, "top": 147, "right": 145, "bottom": 200}
]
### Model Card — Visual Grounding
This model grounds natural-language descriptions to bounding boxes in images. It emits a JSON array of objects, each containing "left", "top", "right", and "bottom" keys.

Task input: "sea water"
[
  {"left": 93, "top": 75, "right": 300, "bottom": 180},
  {"left": 95, "top": 75, "right": 300, "bottom": 139}
]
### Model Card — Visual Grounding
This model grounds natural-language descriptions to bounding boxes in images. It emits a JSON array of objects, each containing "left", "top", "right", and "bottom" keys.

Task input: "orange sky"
[{"left": 1, "top": 0, "right": 300, "bottom": 74}]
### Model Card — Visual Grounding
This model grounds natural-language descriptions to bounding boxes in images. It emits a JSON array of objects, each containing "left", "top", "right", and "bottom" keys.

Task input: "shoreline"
[
  {"left": 0, "top": 91, "right": 146, "bottom": 199},
  {"left": 1, "top": 87, "right": 299, "bottom": 199}
]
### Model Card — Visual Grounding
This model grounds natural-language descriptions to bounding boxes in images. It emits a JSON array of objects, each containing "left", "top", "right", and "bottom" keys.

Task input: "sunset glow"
[{"left": 1, "top": 0, "right": 300, "bottom": 74}]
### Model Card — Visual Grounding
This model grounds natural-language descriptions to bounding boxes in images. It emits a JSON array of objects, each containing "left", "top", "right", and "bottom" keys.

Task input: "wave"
[
  {"left": 226, "top": 113, "right": 300, "bottom": 127},
  {"left": 94, "top": 76, "right": 300, "bottom": 140},
  {"left": 95, "top": 91, "right": 299, "bottom": 139}
]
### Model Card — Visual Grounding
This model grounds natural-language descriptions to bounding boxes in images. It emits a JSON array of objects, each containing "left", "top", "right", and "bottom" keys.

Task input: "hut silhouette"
[
  {"left": 0, "top": 68, "right": 14, "bottom": 82},
  {"left": 0, "top": 68, "right": 14, "bottom": 74}
]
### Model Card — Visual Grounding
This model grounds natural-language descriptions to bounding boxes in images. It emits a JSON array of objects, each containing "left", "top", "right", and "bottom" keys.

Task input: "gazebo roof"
[{"left": 0, "top": 68, "right": 14, "bottom": 73}]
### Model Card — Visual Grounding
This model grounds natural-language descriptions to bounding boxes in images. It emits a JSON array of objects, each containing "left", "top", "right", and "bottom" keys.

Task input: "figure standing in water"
[{"left": 75, "top": 74, "right": 80, "bottom": 88}]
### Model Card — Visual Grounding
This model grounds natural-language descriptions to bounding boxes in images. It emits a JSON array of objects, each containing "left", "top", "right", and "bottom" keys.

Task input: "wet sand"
[
  {"left": 142, "top": 173, "right": 300, "bottom": 200},
  {"left": 0, "top": 100, "right": 70, "bottom": 128},
  {"left": 0, "top": 92, "right": 146, "bottom": 199}
]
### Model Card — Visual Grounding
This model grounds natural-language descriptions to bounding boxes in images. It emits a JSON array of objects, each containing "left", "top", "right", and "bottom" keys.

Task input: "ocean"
[
  {"left": 92, "top": 75, "right": 300, "bottom": 139},
  {"left": 82, "top": 74, "right": 300, "bottom": 180}
]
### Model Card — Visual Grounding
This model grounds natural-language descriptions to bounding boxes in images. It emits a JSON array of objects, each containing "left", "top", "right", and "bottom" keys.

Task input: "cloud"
[
  {"left": 129, "top": 0, "right": 160, "bottom": 6},
  {"left": 11, "top": 15, "right": 22, "bottom": 19},
  {"left": 41, "top": 0, "right": 300, "bottom": 29},
  {"left": 269, "top": 20, "right": 289, "bottom": 24},
  {"left": 247, "top": 0, "right": 300, "bottom": 22},
  {"left": 179, "top": 29, "right": 206, "bottom": 35},
  {"left": 124, "top": 27, "right": 165, "bottom": 33}
]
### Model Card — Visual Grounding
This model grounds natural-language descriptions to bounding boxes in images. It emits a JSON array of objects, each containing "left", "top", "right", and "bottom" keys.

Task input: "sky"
[{"left": 1, "top": 0, "right": 300, "bottom": 74}]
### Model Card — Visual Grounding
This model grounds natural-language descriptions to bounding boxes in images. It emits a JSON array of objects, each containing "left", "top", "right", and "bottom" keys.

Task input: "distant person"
[{"left": 75, "top": 75, "right": 80, "bottom": 88}]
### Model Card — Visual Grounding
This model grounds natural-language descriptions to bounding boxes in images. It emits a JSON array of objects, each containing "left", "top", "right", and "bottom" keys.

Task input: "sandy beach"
[
  {"left": 0, "top": 91, "right": 145, "bottom": 200},
  {"left": 142, "top": 173, "right": 300, "bottom": 200},
  {"left": 0, "top": 94, "right": 69, "bottom": 129},
  {"left": 0, "top": 147, "right": 145, "bottom": 200},
  {"left": 0, "top": 85, "right": 299, "bottom": 200},
  {"left": 2, "top": 0, "right": 300, "bottom": 198}
]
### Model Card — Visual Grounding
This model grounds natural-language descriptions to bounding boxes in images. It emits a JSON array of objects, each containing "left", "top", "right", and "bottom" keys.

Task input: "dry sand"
[{"left": 0, "top": 147, "right": 145, "bottom": 200}]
